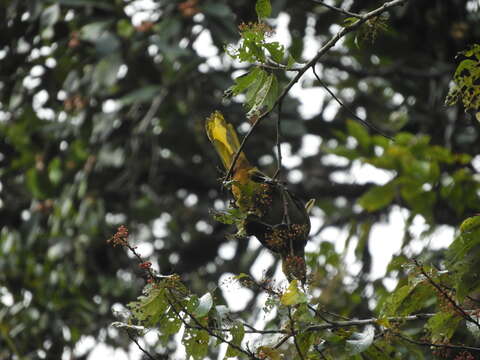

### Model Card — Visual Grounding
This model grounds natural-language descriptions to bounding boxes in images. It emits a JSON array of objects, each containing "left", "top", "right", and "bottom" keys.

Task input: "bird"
[{"left": 205, "top": 111, "right": 311, "bottom": 283}]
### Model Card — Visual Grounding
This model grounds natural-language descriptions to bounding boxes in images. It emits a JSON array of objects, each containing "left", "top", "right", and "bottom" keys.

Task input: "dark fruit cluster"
[
  {"left": 264, "top": 224, "right": 309, "bottom": 254},
  {"left": 453, "top": 351, "right": 475, "bottom": 360},
  {"left": 252, "top": 183, "right": 274, "bottom": 216},
  {"left": 284, "top": 255, "right": 307, "bottom": 282},
  {"left": 107, "top": 225, "right": 129, "bottom": 247}
]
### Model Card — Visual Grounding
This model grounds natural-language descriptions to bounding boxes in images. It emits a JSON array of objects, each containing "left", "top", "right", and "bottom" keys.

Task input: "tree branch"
[
  {"left": 225, "top": 0, "right": 408, "bottom": 181},
  {"left": 394, "top": 332, "right": 480, "bottom": 353},
  {"left": 305, "top": 312, "right": 440, "bottom": 332},
  {"left": 126, "top": 330, "right": 161, "bottom": 360},
  {"left": 311, "top": 65, "right": 394, "bottom": 140},
  {"left": 312, "top": 0, "right": 362, "bottom": 18}
]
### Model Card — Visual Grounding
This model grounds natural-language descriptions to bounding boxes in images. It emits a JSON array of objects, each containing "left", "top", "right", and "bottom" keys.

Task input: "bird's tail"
[{"left": 205, "top": 111, "right": 251, "bottom": 173}]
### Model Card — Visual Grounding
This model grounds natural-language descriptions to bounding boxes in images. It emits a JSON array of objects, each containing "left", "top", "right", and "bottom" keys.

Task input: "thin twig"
[
  {"left": 225, "top": 0, "right": 408, "bottom": 181},
  {"left": 261, "top": 61, "right": 302, "bottom": 72},
  {"left": 395, "top": 332, "right": 480, "bottom": 353},
  {"left": 126, "top": 330, "right": 159, "bottom": 360},
  {"left": 307, "top": 304, "right": 342, "bottom": 323},
  {"left": 274, "top": 334, "right": 292, "bottom": 349},
  {"left": 312, "top": 0, "right": 363, "bottom": 18},
  {"left": 188, "top": 323, "right": 287, "bottom": 334},
  {"left": 243, "top": 322, "right": 288, "bottom": 334},
  {"left": 311, "top": 65, "right": 394, "bottom": 141},
  {"left": 321, "top": 57, "right": 451, "bottom": 79},
  {"left": 305, "top": 312, "right": 440, "bottom": 332}
]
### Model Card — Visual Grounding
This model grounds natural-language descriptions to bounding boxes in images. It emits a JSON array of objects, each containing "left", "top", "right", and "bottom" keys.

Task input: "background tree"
[{"left": 1, "top": 0, "right": 479, "bottom": 359}]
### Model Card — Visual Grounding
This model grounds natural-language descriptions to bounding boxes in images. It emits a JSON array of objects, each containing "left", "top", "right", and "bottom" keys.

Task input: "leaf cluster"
[
  {"left": 328, "top": 120, "right": 478, "bottom": 222},
  {"left": 445, "top": 43, "right": 480, "bottom": 121}
]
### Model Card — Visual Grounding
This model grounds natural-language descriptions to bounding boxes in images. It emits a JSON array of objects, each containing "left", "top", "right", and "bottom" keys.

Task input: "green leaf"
[
  {"left": 398, "top": 177, "right": 436, "bottom": 219},
  {"left": 381, "top": 281, "right": 433, "bottom": 317},
  {"left": 343, "top": 17, "right": 359, "bottom": 27},
  {"left": 182, "top": 320, "right": 209, "bottom": 360},
  {"left": 347, "top": 119, "right": 371, "bottom": 149},
  {"left": 381, "top": 285, "right": 410, "bottom": 316},
  {"left": 225, "top": 321, "right": 245, "bottom": 358},
  {"left": 247, "top": 73, "right": 278, "bottom": 116},
  {"left": 296, "top": 331, "right": 314, "bottom": 355},
  {"left": 48, "top": 158, "right": 62, "bottom": 185},
  {"left": 358, "top": 180, "right": 396, "bottom": 212},
  {"left": 264, "top": 42, "right": 285, "bottom": 63},
  {"left": 445, "top": 44, "right": 480, "bottom": 111},
  {"left": 286, "top": 54, "right": 297, "bottom": 68},
  {"left": 228, "top": 67, "right": 264, "bottom": 96},
  {"left": 128, "top": 285, "right": 168, "bottom": 327},
  {"left": 426, "top": 312, "right": 461, "bottom": 343},
  {"left": 459, "top": 215, "right": 480, "bottom": 233},
  {"left": 246, "top": 40, "right": 265, "bottom": 63},
  {"left": 193, "top": 292, "right": 213, "bottom": 317},
  {"left": 117, "top": 19, "right": 134, "bottom": 38},
  {"left": 263, "top": 73, "right": 278, "bottom": 112},
  {"left": 327, "top": 145, "right": 359, "bottom": 160},
  {"left": 213, "top": 208, "right": 245, "bottom": 225},
  {"left": 396, "top": 283, "right": 433, "bottom": 316},
  {"left": 255, "top": 0, "right": 272, "bottom": 19},
  {"left": 280, "top": 280, "right": 307, "bottom": 306},
  {"left": 293, "top": 303, "right": 315, "bottom": 323},
  {"left": 245, "top": 69, "right": 268, "bottom": 108},
  {"left": 26, "top": 168, "right": 52, "bottom": 199},
  {"left": 159, "top": 308, "right": 182, "bottom": 336},
  {"left": 447, "top": 215, "right": 480, "bottom": 301}
]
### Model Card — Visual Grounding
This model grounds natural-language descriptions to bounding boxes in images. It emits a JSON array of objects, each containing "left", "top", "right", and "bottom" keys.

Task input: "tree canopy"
[{"left": 1, "top": 0, "right": 480, "bottom": 359}]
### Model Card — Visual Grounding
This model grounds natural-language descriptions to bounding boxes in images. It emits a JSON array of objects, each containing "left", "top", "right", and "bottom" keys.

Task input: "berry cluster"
[
  {"left": 252, "top": 183, "right": 274, "bottom": 216},
  {"left": 454, "top": 351, "right": 475, "bottom": 360},
  {"left": 178, "top": 0, "right": 200, "bottom": 17},
  {"left": 107, "top": 225, "right": 129, "bottom": 247},
  {"left": 264, "top": 224, "right": 308, "bottom": 253},
  {"left": 238, "top": 22, "right": 274, "bottom": 37},
  {"left": 135, "top": 21, "right": 154, "bottom": 32},
  {"left": 431, "top": 344, "right": 452, "bottom": 359},
  {"left": 284, "top": 255, "right": 306, "bottom": 278},
  {"left": 139, "top": 261, "right": 152, "bottom": 269},
  {"left": 64, "top": 94, "right": 87, "bottom": 112}
]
